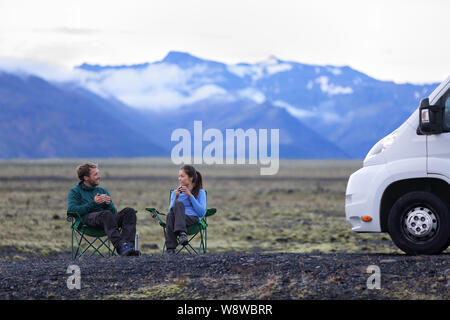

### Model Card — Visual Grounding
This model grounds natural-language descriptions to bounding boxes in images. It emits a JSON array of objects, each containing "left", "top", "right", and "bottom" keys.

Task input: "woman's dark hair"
[{"left": 181, "top": 165, "right": 203, "bottom": 198}]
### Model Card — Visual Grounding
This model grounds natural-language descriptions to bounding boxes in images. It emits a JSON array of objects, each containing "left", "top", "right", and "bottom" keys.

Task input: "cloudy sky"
[{"left": 0, "top": 0, "right": 448, "bottom": 84}]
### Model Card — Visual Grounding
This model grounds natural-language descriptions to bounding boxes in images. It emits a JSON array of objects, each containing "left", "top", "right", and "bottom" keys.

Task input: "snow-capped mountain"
[
  {"left": 76, "top": 51, "right": 439, "bottom": 158},
  {"left": 0, "top": 51, "right": 440, "bottom": 159}
]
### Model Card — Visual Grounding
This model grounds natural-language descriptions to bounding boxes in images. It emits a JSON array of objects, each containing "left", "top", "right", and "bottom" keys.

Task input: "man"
[{"left": 67, "top": 162, "right": 139, "bottom": 256}]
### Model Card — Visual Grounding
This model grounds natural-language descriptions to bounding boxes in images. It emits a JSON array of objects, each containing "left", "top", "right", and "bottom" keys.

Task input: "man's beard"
[{"left": 87, "top": 178, "right": 99, "bottom": 186}]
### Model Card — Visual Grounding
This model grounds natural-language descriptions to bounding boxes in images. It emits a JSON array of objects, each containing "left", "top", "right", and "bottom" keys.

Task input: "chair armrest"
[
  {"left": 145, "top": 208, "right": 167, "bottom": 227},
  {"left": 205, "top": 208, "right": 216, "bottom": 217},
  {"left": 67, "top": 211, "right": 83, "bottom": 221},
  {"left": 67, "top": 211, "right": 85, "bottom": 229}
]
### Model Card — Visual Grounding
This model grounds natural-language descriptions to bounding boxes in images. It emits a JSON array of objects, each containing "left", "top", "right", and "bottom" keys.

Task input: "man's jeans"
[
  {"left": 165, "top": 201, "right": 198, "bottom": 250},
  {"left": 83, "top": 207, "right": 137, "bottom": 251}
]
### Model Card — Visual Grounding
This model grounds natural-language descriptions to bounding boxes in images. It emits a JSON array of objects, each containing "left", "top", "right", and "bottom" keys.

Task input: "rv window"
[{"left": 444, "top": 95, "right": 450, "bottom": 129}]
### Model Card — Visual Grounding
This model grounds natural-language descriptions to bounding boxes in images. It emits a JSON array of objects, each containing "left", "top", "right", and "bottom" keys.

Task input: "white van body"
[{"left": 345, "top": 76, "right": 450, "bottom": 254}]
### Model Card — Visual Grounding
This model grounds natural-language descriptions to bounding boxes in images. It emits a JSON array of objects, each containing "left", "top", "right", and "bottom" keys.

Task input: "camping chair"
[
  {"left": 145, "top": 190, "right": 216, "bottom": 255},
  {"left": 67, "top": 211, "right": 116, "bottom": 259}
]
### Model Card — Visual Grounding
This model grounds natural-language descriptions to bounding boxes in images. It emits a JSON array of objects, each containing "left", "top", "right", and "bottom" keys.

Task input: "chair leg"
[
  {"left": 71, "top": 228, "right": 75, "bottom": 259},
  {"left": 186, "top": 244, "right": 198, "bottom": 254},
  {"left": 94, "top": 237, "right": 111, "bottom": 257},
  {"left": 71, "top": 228, "right": 74, "bottom": 259},
  {"left": 177, "top": 243, "right": 197, "bottom": 255},
  {"left": 161, "top": 227, "right": 166, "bottom": 255},
  {"left": 160, "top": 227, "right": 208, "bottom": 255},
  {"left": 92, "top": 237, "right": 111, "bottom": 258},
  {"left": 176, "top": 232, "right": 200, "bottom": 255},
  {"left": 106, "top": 239, "right": 113, "bottom": 256},
  {"left": 107, "top": 239, "right": 116, "bottom": 256},
  {"left": 72, "top": 230, "right": 83, "bottom": 259},
  {"left": 200, "top": 229, "right": 206, "bottom": 254},
  {"left": 204, "top": 227, "right": 207, "bottom": 254},
  {"left": 72, "top": 229, "right": 114, "bottom": 259},
  {"left": 80, "top": 236, "right": 109, "bottom": 258},
  {"left": 204, "top": 217, "right": 208, "bottom": 254},
  {"left": 199, "top": 230, "right": 203, "bottom": 254}
]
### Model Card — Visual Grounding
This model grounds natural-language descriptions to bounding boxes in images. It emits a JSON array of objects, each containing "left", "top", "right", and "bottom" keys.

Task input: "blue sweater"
[{"left": 168, "top": 188, "right": 207, "bottom": 220}]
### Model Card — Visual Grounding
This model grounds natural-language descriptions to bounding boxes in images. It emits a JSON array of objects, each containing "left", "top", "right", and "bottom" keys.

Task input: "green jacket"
[{"left": 67, "top": 181, "right": 117, "bottom": 217}]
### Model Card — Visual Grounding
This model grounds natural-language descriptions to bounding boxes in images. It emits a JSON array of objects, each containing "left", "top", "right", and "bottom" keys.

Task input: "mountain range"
[{"left": 0, "top": 51, "right": 440, "bottom": 159}]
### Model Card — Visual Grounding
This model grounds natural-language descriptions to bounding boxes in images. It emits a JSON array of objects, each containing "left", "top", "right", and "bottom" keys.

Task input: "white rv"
[{"left": 345, "top": 75, "right": 450, "bottom": 254}]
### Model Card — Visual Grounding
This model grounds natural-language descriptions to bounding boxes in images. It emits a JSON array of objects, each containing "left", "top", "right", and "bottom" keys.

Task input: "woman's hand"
[
  {"left": 180, "top": 185, "right": 192, "bottom": 197},
  {"left": 175, "top": 186, "right": 181, "bottom": 200}
]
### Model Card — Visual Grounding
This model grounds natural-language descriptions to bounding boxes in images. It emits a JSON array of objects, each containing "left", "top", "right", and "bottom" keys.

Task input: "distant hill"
[{"left": 0, "top": 72, "right": 166, "bottom": 158}]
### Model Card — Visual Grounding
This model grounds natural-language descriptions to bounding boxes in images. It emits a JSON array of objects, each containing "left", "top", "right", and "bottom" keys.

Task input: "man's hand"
[
  {"left": 94, "top": 193, "right": 104, "bottom": 204},
  {"left": 94, "top": 194, "right": 111, "bottom": 205}
]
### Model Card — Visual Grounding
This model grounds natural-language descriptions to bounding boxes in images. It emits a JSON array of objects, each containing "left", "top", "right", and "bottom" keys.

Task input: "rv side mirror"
[{"left": 419, "top": 98, "right": 443, "bottom": 134}]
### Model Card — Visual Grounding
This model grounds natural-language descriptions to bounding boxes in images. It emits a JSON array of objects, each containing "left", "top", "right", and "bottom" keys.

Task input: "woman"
[{"left": 165, "top": 165, "right": 206, "bottom": 254}]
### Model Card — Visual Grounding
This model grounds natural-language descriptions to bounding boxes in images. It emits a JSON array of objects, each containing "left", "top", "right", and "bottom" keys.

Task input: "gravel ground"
[{"left": 0, "top": 249, "right": 449, "bottom": 300}]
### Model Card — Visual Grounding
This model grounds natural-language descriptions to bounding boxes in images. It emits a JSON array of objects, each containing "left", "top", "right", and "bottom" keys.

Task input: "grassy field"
[{"left": 0, "top": 158, "right": 407, "bottom": 256}]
